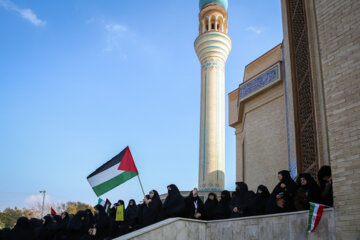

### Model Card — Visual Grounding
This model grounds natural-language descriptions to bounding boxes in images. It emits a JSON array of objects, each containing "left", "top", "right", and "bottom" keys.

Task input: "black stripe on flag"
[{"left": 87, "top": 147, "right": 127, "bottom": 179}]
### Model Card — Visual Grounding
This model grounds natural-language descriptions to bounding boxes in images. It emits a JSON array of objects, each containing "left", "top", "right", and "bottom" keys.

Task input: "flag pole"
[{"left": 137, "top": 174, "right": 146, "bottom": 198}]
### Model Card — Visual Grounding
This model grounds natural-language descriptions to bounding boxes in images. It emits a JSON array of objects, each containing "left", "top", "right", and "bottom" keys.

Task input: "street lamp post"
[{"left": 39, "top": 190, "right": 46, "bottom": 218}]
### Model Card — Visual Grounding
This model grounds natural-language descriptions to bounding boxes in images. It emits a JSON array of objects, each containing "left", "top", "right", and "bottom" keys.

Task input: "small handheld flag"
[
  {"left": 51, "top": 207, "right": 57, "bottom": 215},
  {"left": 97, "top": 198, "right": 112, "bottom": 214},
  {"left": 87, "top": 146, "right": 139, "bottom": 197},
  {"left": 307, "top": 202, "right": 325, "bottom": 232}
]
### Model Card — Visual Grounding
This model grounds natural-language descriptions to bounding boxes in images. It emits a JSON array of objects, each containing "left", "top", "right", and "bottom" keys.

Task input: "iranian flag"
[
  {"left": 307, "top": 202, "right": 325, "bottom": 232},
  {"left": 87, "top": 146, "right": 139, "bottom": 196}
]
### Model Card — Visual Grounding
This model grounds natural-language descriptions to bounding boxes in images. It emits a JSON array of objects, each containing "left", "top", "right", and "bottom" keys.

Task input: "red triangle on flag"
[
  {"left": 118, "top": 146, "right": 138, "bottom": 173},
  {"left": 51, "top": 207, "right": 57, "bottom": 215}
]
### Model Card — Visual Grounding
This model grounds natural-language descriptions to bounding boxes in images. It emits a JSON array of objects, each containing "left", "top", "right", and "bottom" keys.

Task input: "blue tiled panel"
[
  {"left": 239, "top": 65, "right": 280, "bottom": 100},
  {"left": 201, "top": 58, "right": 225, "bottom": 72}
]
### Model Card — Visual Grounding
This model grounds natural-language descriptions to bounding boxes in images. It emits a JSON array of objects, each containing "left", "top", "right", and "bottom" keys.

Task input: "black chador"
[
  {"left": 230, "top": 182, "right": 255, "bottom": 218},
  {"left": 203, "top": 193, "right": 218, "bottom": 220},
  {"left": 249, "top": 185, "right": 270, "bottom": 216},
  {"left": 162, "top": 184, "right": 185, "bottom": 219},
  {"left": 66, "top": 210, "right": 92, "bottom": 240},
  {"left": 93, "top": 204, "right": 111, "bottom": 240},
  {"left": 267, "top": 170, "right": 298, "bottom": 214},
  {"left": 125, "top": 199, "right": 138, "bottom": 232},
  {"left": 9, "top": 217, "right": 35, "bottom": 240},
  {"left": 184, "top": 190, "right": 204, "bottom": 219},
  {"left": 318, "top": 165, "right": 333, "bottom": 207},
  {"left": 214, "top": 190, "right": 231, "bottom": 220},
  {"left": 142, "top": 190, "right": 162, "bottom": 227},
  {"left": 294, "top": 173, "right": 321, "bottom": 210}
]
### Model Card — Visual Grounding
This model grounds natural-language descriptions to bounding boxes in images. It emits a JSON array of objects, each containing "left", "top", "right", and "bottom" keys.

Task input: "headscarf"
[
  {"left": 230, "top": 182, "right": 255, "bottom": 217},
  {"left": 213, "top": 190, "right": 231, "bottom": 220},
  {"left": 163, "top": 184, "right": 185, "bottom": 218},
  {"left": 296, "top": 173, "right": 320, "bottom": 202},
  {"left": 142, "top": 190, "right": 162, "bottom": 226},
  {"left": 204, "top": 193, "right": 218, "bottom": 220},
  {"left": 256, "top": 185, "right": 270, "bottom": 198},
  {"left": 125, "top": 199, "right": 138, "bottom": 225}
]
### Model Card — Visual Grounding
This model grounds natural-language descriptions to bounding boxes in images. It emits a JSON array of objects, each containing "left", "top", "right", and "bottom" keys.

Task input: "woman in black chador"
[
  {"left": 294, "top": 173, "right": 321, "bottom": 210},
  {"left": 110, "top": 200, "right": 126, "bottom": 237},
  {"left": 142, "top": 190, "right": 162, "bottom": 227},
  {"left": 318, "top": 165, "right": 333, "bottom": 207},
  {"left": 229, "top": 182, "right": 255, "bottom": 218},
  {"left": 249, "top": 185, "right": 270, "bottom": 216},
  {"left": 37, "top": 215, "right": 57, "bottom": 240},
  {"left": 90, "top": 204, "right": 111, "bottom": 240},
  {"left": 162, "top": 184, "right": 185, "bottom": 219},
  {"left": 267, "top": 170, "right": 298, "bottom": 214},
  {"left": 9, "top": 217, "right": 35, "bottom": 240},
  {"left": 137, "top": 195, "right": 149, "bottom": 229},
  {"left": 125, "top": 199, "right": 138, "bottom": 233},
  {"left": 213, "top": 190, "right": 231, "bottom": 220},
  {"left": 203, "top": 193, "right": 218, "bottom": 220},
  {"left": 184, "top": 188, "right": 204, "bottom": 219},
  {"left": 67, "top": 210, "right": 92, "bottom": 240}
]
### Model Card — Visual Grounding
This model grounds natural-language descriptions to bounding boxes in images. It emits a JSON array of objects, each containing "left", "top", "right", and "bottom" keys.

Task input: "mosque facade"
[{"left": 227, "top": 0, "right": 359, "bottom": 238}]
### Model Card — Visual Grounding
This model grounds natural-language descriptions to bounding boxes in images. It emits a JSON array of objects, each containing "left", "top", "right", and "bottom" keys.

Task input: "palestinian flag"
[
  {"left": 307, "top": 202, "right": 325, "bottom": 232},
  {"left": 87, "top": 146, "right": 139, "bottom": 196},
  {"left": 97, "top": 198, "right": 112, "bottom": 214}
]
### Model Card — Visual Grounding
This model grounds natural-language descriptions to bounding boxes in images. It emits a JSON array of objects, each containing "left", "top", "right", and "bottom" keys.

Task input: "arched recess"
[
  {"left": 217, "top": 16, "right": 224, "bottom": 32},
  {"left": 209, "top": 15, "right": 216, "bottom": 31}
]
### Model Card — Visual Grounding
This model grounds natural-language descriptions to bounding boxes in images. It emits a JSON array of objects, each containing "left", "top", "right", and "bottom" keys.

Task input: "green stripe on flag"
[
  {"left": 92, "top": 171, "right": 138, "bottom": 196},
  {"left": 98, "top": 198, "right": 104, "bottom": 206},
  {"left": 307, "top": 202, "right": 315, "bottom": 232}
]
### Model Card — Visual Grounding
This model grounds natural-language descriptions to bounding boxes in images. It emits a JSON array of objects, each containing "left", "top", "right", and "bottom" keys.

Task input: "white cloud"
[
  {"left": 23, "top": 193, "right": 52, "bottom": 208},
  {"left": 247, "top": 26, "right": 262, "bottom": 35},
  {"left": 104, "top": 23, "right": 128, "bottom": 52},
  {"left": 105, "top": 24, "right": 127, "bottom": 32},
  {"left": 18, "top": 8, "right": 45, "bottom": 26},
  {"left": 88, "top": 19, "right": 156, "bottom": 58},
  {"left": 0, "top": 0, "right": 46, "bottom": 26}
]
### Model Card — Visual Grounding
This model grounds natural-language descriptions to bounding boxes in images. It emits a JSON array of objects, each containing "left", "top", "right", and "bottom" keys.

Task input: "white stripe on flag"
[
  {"left": 98, "top": 198, "right": 105, "bottom": 207},
  {"left": 310, "top": 203, "right": 319, "bottom": 231},
  {"left": 88, "top": 164, "right": 124, "bottom": 187}
]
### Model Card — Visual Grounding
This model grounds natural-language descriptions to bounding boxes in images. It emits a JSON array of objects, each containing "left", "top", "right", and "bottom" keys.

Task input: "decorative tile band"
[
  {"left": 201, "top": 58, "right": 225, "bottom": 72},
  {"left": 195, "top": 32, "right": 232, "bottom": 46},
  {"left": 199, "top": 188, "right": 223, "bottom": 192},
  {"left": 282, "top": 46, "right": 292, "bottom": 171},
  {"left": 203, "top": 73, "right": 207, "bottom": 181},
  {"left": 238, "top": 64, "right": 280, "bottom": 100}
]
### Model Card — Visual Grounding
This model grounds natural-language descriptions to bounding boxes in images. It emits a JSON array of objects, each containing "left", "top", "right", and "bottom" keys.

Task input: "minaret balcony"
[{"left": 194, "top": 31, "right": 232, "bottom": 62}]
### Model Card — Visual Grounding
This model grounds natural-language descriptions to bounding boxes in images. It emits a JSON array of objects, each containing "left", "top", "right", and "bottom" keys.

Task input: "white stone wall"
[{"left": 117, "top": 209, "right": 335, "bottom": 240}]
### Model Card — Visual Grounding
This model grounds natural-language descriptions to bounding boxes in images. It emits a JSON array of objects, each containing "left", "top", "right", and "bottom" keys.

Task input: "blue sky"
[{"left": 0, "top": 0, "right": 283, "bottom": 210}]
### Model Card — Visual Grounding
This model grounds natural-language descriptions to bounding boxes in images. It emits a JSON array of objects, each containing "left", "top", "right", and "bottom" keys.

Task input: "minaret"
[{"left": 195, "top": 0, "right": 231, "bottom": 192}]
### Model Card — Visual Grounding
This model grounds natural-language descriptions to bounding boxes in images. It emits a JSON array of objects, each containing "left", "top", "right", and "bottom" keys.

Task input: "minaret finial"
[{"left": 199, "top": 0, "right": 228, "bottom": 11}]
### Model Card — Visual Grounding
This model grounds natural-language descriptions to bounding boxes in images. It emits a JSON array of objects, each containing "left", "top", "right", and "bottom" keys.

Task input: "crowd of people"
[{"left": 0, "top": 165, "right": 333, "bottom": 240}]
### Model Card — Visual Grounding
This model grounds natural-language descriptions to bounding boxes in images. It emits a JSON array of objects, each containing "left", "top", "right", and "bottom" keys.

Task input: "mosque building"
[
  {"left": 153, "top": 0, "right": 359, "bottom": 238},
  {"left": 228, "top": 0, "right": 360, "bottom": 238}
]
